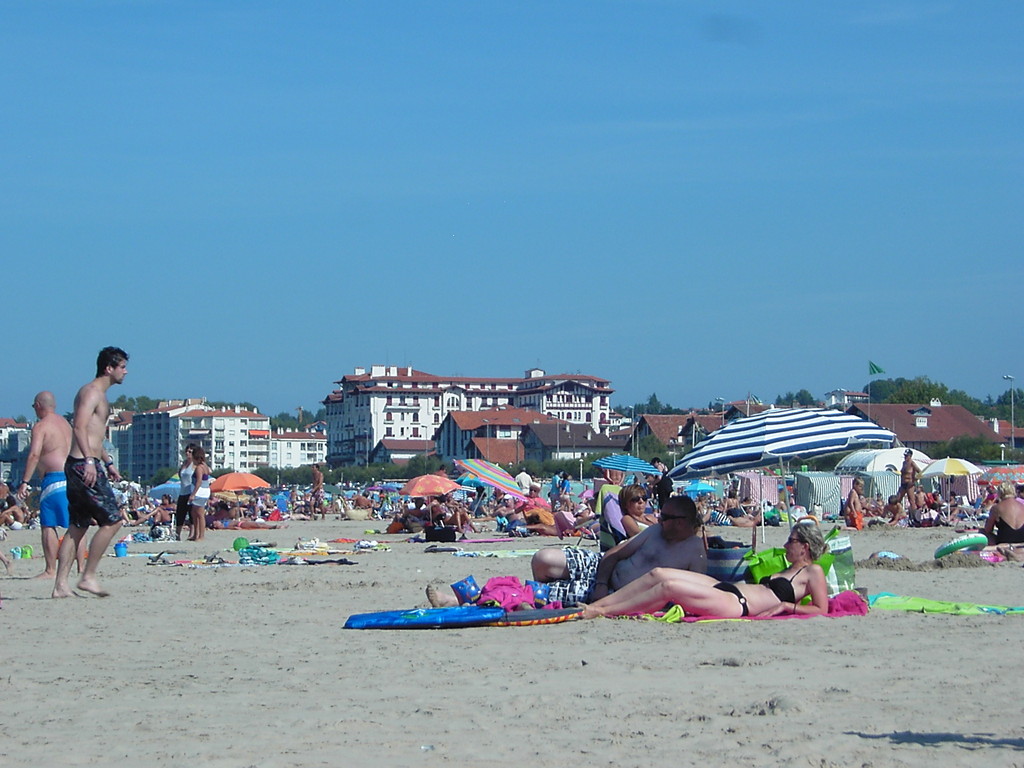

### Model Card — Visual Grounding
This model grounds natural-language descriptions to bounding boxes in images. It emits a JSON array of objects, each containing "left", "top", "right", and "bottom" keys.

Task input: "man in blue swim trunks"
[
  {"left": 52, "top": 347, "right": 129, "bottom": 599},
  {"left": 17, "top": 391, "right": 86, "bottom": 579}
]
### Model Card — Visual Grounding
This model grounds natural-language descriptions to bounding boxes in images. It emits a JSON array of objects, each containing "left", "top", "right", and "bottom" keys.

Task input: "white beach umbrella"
[{"left": 919, "top": 457, "right": 983, "bottom": 478}]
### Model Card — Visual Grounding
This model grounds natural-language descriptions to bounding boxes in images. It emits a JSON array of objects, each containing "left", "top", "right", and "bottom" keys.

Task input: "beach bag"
[
  {"left": 706, "top": 547, "right": 750, "bottom": 583},
  {"left": 425, "top": 526, "right": 457, "bottom": 542},
  {"left": 825, "top": 534, "right": 855, "bottom": 596},
  {"left": 742, "top": 527, "right": 842, "bottom": 588}
]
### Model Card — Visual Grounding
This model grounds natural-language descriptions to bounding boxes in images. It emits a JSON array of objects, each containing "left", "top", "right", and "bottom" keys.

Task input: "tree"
[
  {"left": 863, "top": 378, "right": 904, "bottom": 403},
  {"left": 149, "top": 467, "right": 177, "bottom": 486},
  {"left": 635, "top": 434, "right": 668, "bottom": 463},
  {"left": 774, "top": 389, "right": 817, "bottom": 407},
  {"left": 112, "top": 395, "right": 161, "bottom": 412},
  {"left": 928, "top": 435, "right": 1003, "bottom": 464},
  {"left": 883, "top": 377, "right": 948, "bottom": 405},
  {"left": 404, "top": 454, "right": 445, "bottom": 478}
]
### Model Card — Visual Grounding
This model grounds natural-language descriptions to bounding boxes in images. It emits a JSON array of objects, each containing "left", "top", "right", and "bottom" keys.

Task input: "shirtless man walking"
[
  {"left": 894, "top": 450, "right": 920, "bottom": 511},
  {"left": 311, "top": 463, "right": 325, "bottom": 520},
  {"left": 16, "top": 392, "right": 86, "bottom": 578},
  {"left": 52, "top": 347, "right": 129, "bottom": 598}
]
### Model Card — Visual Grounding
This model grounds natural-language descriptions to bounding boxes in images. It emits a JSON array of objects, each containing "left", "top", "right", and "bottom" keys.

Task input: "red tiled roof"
[
  {"left": 470, "top": 437, "right": 525, "bottom": 465},
  {"left": 449, "top": 408, "right": 559, "bottom": 430},
  {"left": 847, "top": 403, "right": 1001, "bottom": 444},
  {"left": 638, "top": 414, "right": 689, "bottom": 444},
  {"left": 526, "top": 423, "right": 626, "bottom": 450},
  {"left": 690, "top": 413, "right": 726, "bottom": 432},
  {"left": 0, "top": 418, "right": 29, "bottom": 429}
]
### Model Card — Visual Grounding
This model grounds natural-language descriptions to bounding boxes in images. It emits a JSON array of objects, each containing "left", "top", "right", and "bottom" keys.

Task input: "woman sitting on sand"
[
  {"left": 983, "top": 482, "right": 1024, "bottom": 550},
  {"left": 581, "top": 522, "right": 828, "bottom": 619}
]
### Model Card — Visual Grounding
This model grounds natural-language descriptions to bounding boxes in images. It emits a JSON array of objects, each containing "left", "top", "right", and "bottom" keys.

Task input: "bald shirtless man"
[
  {"left": 52, "top": 347, "right": 129, "bottom": 598},
  {"left": 16, "top": 391, "right": 86, "bottom": 578}
]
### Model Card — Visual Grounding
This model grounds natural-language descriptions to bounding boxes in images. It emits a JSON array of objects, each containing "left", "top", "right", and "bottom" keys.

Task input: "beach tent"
[
  {"left": 835, "top": 448, "right": 930, "bottom": 474},
  {"left": 857, "top": 471, "right": 900, "bottom": 502},
  {"left": 794, "top": 472, "right": 844, "bottom": 519},
  {"left": 735, "top": 471, "right": 781, "bottom": 507}
]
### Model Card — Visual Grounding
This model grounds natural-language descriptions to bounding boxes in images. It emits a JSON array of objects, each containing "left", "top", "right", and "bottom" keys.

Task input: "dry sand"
[{"left": 1, "top": 521, "right": 1022, "bottom": 768}]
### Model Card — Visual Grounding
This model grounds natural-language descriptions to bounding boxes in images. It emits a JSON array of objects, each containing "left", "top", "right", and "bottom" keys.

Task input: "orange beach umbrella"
[{"left": 210, "top": 472, "right": 271, "bottom": 492}]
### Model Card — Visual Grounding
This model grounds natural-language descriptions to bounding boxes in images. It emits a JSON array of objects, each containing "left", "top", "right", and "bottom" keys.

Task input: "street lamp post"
[{"left": 1004, "top": 374, "right": 1016, "bottom": 451}]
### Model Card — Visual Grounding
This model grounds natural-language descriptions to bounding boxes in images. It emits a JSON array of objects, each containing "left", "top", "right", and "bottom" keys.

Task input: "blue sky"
[{"left": 2, "top": 1, "right": 1021, "bottom": 421}]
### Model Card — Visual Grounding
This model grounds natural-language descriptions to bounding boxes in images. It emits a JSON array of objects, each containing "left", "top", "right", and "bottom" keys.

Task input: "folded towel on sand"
[
  {"left": 645, "top": 590, "right": 869, "bottom": 623},
  {"left": 867, "top": 592, "right": 1024, "bottom": 615}
]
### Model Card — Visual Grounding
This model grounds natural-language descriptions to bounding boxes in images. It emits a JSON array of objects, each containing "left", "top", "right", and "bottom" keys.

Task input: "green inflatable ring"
[{"left": 934, "top": 533, "right": 988, "bottom": 560}]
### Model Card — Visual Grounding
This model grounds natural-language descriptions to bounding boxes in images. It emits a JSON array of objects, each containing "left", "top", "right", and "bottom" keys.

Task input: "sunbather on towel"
[{"left": 581, "top": 521, "right": 828, "bottom": 619}]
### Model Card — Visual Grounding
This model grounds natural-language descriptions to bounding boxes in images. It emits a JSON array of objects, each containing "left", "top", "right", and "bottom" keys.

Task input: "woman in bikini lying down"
[{"left": 581, "top": 522, "right": 829, "bottom": 619}]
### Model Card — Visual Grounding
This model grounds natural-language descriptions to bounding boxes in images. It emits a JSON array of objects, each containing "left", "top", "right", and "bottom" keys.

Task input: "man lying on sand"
[{"left": 426, "top": 496, "right": 707, "bottom": 609}]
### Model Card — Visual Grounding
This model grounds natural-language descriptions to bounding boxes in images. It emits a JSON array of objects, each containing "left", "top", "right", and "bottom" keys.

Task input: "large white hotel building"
[{"left": 323, "top": 366, "right": 614, "bottom": 467}]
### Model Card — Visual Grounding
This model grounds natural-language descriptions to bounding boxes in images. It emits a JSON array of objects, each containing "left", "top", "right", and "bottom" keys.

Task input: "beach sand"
[{"left": 1, "top": 521, "right": 1021, "bottom": 767}]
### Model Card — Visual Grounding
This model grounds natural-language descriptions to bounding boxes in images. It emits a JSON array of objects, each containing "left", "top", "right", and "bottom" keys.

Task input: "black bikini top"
[{"left": 760, "top": 565, "right": 807, "bottom": 604}]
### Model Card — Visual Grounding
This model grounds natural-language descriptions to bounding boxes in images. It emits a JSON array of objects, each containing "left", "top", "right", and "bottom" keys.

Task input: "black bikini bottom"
[{"left": 713, "top": 581, "right": 749, "bottom": 617}]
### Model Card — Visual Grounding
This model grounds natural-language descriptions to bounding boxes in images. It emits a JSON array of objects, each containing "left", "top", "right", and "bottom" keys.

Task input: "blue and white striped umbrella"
[
  {"left": 593, "top": 454, "right": 661, "bottom": 476},
  {"left": 669, "top": 408, "right": 895, "bottom": 478}
]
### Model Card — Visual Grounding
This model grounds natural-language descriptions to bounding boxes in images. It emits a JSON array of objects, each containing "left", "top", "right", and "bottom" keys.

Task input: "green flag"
[{"left": 868, "top": 361, "right": 885, "bottom": 375}]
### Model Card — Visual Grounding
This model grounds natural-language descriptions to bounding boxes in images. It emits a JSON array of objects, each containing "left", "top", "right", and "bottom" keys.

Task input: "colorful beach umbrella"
[
  {"left": 210, "top": 472, "right": 271, "bottom": 492},
  {"left": 670, "top": 407, "right": 895, "bottom": 478},
  {"left": 919, "top": 457, "right": 983, "bottom": 478},
  {"left": 978, "top": 465, "right": 1024, "bottom": 486},
  {"left": 399, "top": 474, "right": 461, "bottom": 498},
  {"left": 593, "top": 454, "right": 661, "bottom": 476},
  {"left": 453, "top": 459, "right": 527, "bottom": 500}
]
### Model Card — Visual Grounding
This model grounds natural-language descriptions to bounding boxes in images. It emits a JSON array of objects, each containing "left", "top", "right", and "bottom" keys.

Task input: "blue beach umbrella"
[
  {"left": 148, "top": 481, "right": 181, "bottom": 499},
  {"left": 593, "top": 454, "right": 661, "bottom": 476},
  {"left": 683, "top": 481, "right": 717, "bottom": 498},
  {"left": 669, "top": 407, "right": 895, "bottom": 479}
]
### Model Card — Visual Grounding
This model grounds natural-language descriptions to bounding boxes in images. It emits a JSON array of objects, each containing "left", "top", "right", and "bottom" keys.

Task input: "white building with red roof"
[
  {"left": 124, "top": 399, "right": 271, "bottom": 482},
  {"left": 270, "top": 429, "right": 327, "bottom": 469},
  {"left": 323, "top": 365, "right": 614, "bottom": 466}
]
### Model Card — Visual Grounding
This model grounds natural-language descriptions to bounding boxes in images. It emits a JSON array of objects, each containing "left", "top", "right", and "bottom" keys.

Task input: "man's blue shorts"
[{"left": 38, "top": 472, "right": 70, "bottom": 529}]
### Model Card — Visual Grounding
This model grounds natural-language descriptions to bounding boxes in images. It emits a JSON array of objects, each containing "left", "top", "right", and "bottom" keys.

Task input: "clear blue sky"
[{"left": 3, "top": 1, "right": 1021, "bottom": 421}]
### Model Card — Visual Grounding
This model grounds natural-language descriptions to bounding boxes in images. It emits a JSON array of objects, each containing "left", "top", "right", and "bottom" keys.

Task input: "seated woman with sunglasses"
[
  {"left": 620, "top": 484, "right": 660, "bottom": 538},
  {"left": 581, "top": 522, "right": 829, "bottom": 619}
]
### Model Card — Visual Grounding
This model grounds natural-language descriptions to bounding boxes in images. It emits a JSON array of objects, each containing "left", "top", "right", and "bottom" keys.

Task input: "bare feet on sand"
[
  {"left": 75, "top": 578, "right": 110, "bottom": 597},
  {"left": 426, "top": 585, "right": 457, "bottom": 608}
]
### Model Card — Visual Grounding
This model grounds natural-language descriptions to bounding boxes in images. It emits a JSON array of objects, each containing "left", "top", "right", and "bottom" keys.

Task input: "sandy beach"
[{"left": 1, "top": 520, "right": 1021, "bottom": 768}]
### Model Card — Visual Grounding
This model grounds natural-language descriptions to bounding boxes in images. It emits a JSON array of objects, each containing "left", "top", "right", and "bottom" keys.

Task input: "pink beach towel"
[{"left": 651, "top": 590, "right": 869, "bottom": 623}]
